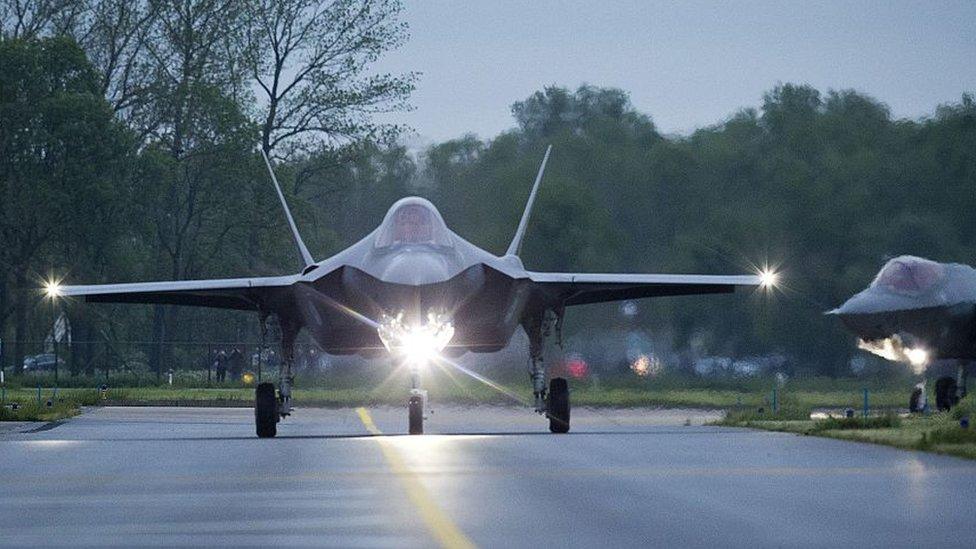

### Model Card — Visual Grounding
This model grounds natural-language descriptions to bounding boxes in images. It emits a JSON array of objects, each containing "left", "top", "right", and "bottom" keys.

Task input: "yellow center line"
[{"left": 355, "top": 407, "right": 476, "bottom": 549}]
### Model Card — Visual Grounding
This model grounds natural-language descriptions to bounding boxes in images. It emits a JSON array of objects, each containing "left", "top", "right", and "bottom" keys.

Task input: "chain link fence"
[{"left": 0, "top": 340, "right": 337, "bottom": 386}]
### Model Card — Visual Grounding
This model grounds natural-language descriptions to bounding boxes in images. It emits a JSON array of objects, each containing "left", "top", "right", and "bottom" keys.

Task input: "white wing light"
[
  {"left": 44, "top": 279, "right": 63, "bottom": 299},
  {"left": 758, "top": 269, "right": 779, "bottom": 289}
]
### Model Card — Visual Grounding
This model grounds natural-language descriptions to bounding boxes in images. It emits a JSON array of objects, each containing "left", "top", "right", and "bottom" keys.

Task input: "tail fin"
[
  {"left": 505, "top": 145, "right": 552, "bottom": 257},
  {"left": 260, "top": 150, "right": 315, "bottom": 268}
]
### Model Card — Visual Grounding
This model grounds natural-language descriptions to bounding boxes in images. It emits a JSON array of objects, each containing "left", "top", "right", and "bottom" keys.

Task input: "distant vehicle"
[
  {"left": 56, "top": 147, "right": 764, "bottom": 437},
  {"left": 830, "top": 255, "right": 973, "bottom": 410},
  {"left": 23, "top": 353, "right": 65, "bottom": 371}
]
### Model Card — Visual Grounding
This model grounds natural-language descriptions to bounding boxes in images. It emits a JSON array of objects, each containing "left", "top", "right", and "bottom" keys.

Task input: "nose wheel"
[{"left": 408, "top": 394, "right": 424, "bottom": 434}]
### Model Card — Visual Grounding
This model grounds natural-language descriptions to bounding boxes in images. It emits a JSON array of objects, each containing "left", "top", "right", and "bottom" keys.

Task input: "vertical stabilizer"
[
  {"left": 260, "top": 150, "right": 315, "bottom": 268},
  {"left": 505, "top": 145, "right": 552, "bottom": 257}
]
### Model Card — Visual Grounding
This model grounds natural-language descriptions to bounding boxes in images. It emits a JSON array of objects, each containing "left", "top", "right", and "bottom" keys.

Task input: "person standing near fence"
[
  {"left": 216, "top": 350, "right": 227, "bottom": 382},
  {"left": 229, "top": 348, "right": 244, "bottom": 381}
]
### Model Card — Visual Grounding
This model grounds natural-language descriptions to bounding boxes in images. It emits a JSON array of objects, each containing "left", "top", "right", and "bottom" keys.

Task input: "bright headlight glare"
[{"left": 378, "top": 311, "right": 454, "bottom": 366}]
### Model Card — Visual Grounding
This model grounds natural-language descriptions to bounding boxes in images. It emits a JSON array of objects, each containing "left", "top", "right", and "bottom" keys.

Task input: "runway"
[{"left": 2, "top": 406, "right": 975, "bottom": 547}]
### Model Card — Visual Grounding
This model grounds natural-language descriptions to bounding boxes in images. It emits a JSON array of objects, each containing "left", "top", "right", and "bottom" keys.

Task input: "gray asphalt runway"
[{"left": 1, "top": 406, "right": 975, "bottom": 548}]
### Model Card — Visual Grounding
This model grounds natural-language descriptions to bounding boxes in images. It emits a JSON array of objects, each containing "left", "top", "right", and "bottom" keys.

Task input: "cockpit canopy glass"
[
  {"left": 871, "top": 256, "right": 946, "bottom": 295},
  {"left": 374, "top": 198, "right": 454, "bottom": 249}
]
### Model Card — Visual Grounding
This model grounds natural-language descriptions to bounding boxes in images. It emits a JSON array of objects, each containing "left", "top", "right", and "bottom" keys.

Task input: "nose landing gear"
[
  {"left": 408, "top": 393, "right": 425, "bottom": 435},
  {"left": 408, "top": 367, "right": 428, "bottom": 435}
]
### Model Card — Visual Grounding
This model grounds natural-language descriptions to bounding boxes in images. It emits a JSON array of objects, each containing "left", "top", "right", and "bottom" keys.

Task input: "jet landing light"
[{"left": 378, "top": 311, "right": 455, "bottom": 367}]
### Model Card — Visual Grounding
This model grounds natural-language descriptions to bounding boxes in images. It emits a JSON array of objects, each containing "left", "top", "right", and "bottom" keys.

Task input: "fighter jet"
[
  {"left": 830, "top": 255, "right": 974, "bottom": 410},
  {"left": 52, "top": 146, "right": 764, "bottom": 437}
]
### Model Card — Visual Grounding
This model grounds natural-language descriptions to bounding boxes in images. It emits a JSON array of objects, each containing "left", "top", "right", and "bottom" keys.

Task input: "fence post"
[
  {"left": 772, "top": 388, "right": 778, "bottom": 415},
  {"left": 863, "top": 388, "right": 869, "bottom": 418}
]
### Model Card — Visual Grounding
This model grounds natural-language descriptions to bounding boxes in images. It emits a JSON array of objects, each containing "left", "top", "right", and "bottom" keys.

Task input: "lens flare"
[
  {"left": 378, "top": 311, "right": 454, "bottom": 367},
  {"left": 758, "top": 269, "right": 779, "bottom": 288},
  {"left": 44, "top": 280, "right": 63, "bottom": 298},
  {"left": 857, "top": 334, "right": 930, "bottom": 374}
]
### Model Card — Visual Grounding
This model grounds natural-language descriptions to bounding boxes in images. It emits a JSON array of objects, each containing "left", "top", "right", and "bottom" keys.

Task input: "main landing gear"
[
  {"left": 254, "top": 378, "right": 295, "bottom": 438},
  {"left": 526, "top": 308, "right": 571, "bottom": 434},
  {"left": 547, "top": 377, "right": 570, "bottom": 433},
  {"left": 255, "top": 382, "right": 278, "bottom": 438},
  {"left": 529, "top": 349, "right": 572, "bottom": 433},
  {"left": 254, "top": 317, "right": 297, "bottom": 438}
]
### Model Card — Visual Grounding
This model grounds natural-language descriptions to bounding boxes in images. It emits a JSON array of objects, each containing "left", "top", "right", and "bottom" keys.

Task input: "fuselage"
[
  {"left": 831, "top": 256, "right": 976, "bottom": 361},
  {"left": 282, "top": 197, "right": 536, "bottom": 357}
]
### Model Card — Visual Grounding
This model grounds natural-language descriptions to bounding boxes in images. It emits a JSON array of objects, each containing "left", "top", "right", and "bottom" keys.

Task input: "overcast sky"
[{"left": 372, "top": 0, "right": 976, "bottom": 144}]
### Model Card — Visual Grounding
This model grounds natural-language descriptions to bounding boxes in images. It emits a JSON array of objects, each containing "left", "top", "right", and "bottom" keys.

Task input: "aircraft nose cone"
[
  {"left": 828, "top": 291, "right": 888, "bottom": 338},
  {"left": 829, "top": 291, "right": 875, "bottom": 317}
]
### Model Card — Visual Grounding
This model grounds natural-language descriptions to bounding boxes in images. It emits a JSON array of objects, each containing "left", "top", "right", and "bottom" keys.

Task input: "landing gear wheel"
[
  {"left": 548, "top": 377, "right": 570, "bottom": 433},
  {"left": 935, "top": 376, "right": 959, "bottom": 412},
  {"left": 408, "top": 395, "right": 424, "bottom": 435},
  {"left": 255, "top": 382, "right": 278, "bottom": 438}
]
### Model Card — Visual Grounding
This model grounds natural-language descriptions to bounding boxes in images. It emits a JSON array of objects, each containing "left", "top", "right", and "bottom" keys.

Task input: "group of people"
[{"left": 212, "top": 348, "right": 245, "bottom": 382}]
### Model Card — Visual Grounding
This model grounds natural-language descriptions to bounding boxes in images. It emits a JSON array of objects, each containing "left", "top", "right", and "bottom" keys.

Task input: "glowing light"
[
  {"left": 44, "top": 280, "right": 63, "bottom": 299},
  {"left": 758, "top": 269, "right": 779, "bottom": 288},
  {"left": 378, "top": 311, "right": 454, "bottom": 367},
  {"left": 242, "top": 372, "right": 255, "bottom": 385},
  {"left": 630, "top": 354, "right": 663, "bottom": 377},
  {"left": 565, "top": 356, "right": 588, "bottom": 379},
  {"left": 906, "top": 348, "right": 929, "bottom": 368},
  {"left": 857, "top": 334, "right": 930, "bottom": 374}
]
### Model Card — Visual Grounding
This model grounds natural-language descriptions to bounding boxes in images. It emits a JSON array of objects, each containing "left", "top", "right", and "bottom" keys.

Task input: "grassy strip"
[
  {"left": 3, "top": 385, "right": 910, "bottom": 410},
  {"left": 0, "top": 373, "right": 934, "bottom": 425},
  {"left": 719, "top": 400, "right": 976, "bottom": 460},
  {"left": 0, "top": 398, "right": 85, "bottom": 422}
]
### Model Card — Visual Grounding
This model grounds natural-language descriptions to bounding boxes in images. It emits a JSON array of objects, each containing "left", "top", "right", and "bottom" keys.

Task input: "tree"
[
  {"left": 243, "top": 0, "right": 416, "bottom": 156},
  {"left": 0, "top": 0, "right": 86, "bottom": 40},
  {"left": 0, "top": 37, "right": 131, "bottom": 371},
  {"left": 73, "top": 0, "right": 157, "bottom": 121}
]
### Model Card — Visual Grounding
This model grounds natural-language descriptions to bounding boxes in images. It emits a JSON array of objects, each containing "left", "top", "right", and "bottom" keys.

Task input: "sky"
[{"left": 372, "top": 0, "right": 976, "bottom": 145}]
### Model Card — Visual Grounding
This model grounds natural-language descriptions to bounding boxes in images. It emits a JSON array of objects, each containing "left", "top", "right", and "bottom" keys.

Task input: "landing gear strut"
[
  {"left": 408, "top": 367, "right": 427, "bottom": 435},
  {"left": 254, "top": 316, "right": 299, "bottom": 438},
  {"left": 525, "top": 308, "right": 571, "bottom": 433}
]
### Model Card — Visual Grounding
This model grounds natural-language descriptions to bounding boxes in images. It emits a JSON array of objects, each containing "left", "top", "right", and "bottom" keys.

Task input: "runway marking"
[{"left": 355, "top": 407, "right": 476, "bottom": 549}]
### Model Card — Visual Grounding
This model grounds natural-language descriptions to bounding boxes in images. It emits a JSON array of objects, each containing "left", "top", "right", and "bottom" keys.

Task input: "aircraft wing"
[
  {"left": 59, "top": 275, "right": 300, "bottom": 311},
  {"left": 527, "top": 272, "right": 762, "bottom": 306}
]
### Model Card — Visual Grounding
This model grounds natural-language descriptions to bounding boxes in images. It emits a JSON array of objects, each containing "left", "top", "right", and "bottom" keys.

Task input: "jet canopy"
[
  {"left": 374, "top": 197, "right": 454, "bottom": 249},
  {"left": 871, "top": 255, "right": 946, "bottom": 295}
]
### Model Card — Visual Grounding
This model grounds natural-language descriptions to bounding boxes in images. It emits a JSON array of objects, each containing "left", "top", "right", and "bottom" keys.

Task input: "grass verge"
[{"left": 718, "top": 399, "right": 976, "bottom": 461}]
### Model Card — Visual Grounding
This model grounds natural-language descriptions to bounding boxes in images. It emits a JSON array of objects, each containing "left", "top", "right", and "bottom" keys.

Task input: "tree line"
[{"left": 2, "top": 1, "right": 975, "bottom": 377}]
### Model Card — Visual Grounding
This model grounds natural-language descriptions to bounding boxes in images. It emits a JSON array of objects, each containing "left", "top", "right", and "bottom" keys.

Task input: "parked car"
[{"left": 23, "top": 353, "right": 65, "bottom": 371}]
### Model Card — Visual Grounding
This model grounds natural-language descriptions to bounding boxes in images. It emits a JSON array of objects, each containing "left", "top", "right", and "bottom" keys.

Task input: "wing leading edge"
[
  {"left": 59, "top": 275, "right": 300, "bottom": 311},
  {"left": 527, "top": 272, "right": 762, "bottom": 306}
]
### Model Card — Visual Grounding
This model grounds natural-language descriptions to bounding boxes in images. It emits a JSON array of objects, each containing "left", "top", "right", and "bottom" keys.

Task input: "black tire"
[
  {"left": 548, "top": 377, "right": 570, "bottom": 433},
  {"left": 255, "top": 382, "right": 278, "bottom": 438},
  {"left": 935, "top": 376, "right": 959, "bottom": 412},
  {"left": 408, "top": 395, "right": 424, "bottom": 435},
  {"left": 909, "top": 387, "right": 923, "bottom": 413}
]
